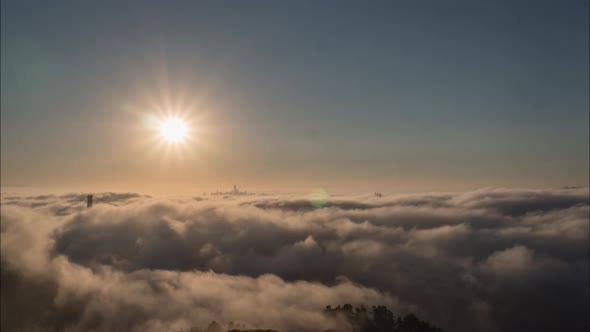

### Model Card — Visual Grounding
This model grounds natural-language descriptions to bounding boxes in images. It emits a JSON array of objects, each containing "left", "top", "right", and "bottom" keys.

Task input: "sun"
[{"left": 158, "top": 117, "right": 189, "bottom": 143}]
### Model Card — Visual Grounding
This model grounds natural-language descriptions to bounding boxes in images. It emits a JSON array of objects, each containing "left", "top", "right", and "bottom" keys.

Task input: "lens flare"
[{"left": 310, "top": 188, "right": 329, "bottom": 208}]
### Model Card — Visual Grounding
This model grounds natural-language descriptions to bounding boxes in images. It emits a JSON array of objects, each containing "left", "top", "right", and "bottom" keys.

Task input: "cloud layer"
[{"left": 1, "top": 188, "right": 588, "bottom": 332}]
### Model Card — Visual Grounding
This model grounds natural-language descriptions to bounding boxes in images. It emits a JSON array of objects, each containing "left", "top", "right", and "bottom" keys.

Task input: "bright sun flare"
[{"left": 159, "top": 117, "right": 189, "bottom": 143}]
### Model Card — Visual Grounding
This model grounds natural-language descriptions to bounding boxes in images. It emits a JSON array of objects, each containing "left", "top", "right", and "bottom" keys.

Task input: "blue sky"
[{"left": 1, "top": 0, "right": 588, "bottom": 193}]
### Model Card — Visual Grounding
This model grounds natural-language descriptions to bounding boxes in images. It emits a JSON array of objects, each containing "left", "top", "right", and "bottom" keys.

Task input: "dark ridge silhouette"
[
  {"left": 227, "top": 330, "right": 279, "bottom": 332},
  {"left": 207, "top": 321, "right": 224, "bottom": 332},
  {"left": 188, "top": 305, "right": 443, "bottom": 332},
  {"left": 323, "top": 304, "right": 443, "bottom": 332}
]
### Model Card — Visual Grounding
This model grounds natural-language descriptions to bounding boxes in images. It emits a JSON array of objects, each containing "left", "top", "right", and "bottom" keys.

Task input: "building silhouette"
[{"left": 211, "top": 185, "right": 251, "bottom": 196}]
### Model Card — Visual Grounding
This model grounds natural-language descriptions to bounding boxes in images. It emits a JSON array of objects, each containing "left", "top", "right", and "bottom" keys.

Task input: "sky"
[{"left": 1, "top": 0, "right": 588, "bottom": 194}]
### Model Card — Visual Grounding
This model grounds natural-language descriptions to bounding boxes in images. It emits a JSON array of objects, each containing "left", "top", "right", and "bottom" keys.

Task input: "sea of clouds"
[{"left": 1, "top": 188, "right": 588, "bottom": 332}]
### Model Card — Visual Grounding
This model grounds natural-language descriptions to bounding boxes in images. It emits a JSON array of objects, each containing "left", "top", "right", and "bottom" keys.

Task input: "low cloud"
[{"left": 1, "top": 188, "right": 588, "bottom": 332}]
